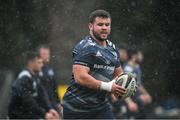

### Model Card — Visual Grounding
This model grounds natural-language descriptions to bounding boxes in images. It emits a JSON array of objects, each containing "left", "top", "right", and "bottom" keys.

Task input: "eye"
[
  {"left": 105, "top": 23, "right": 110, "bottom": 26},
  {"left": 97, "top": 23, "right": 104, "bottom": 26}
]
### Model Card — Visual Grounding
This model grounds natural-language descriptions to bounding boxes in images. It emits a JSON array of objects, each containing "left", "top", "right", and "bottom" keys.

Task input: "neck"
[
  {"left": 90, "top": 32, "right": 107, "bottom": 47},
  {"left": 26, "top": 66, "right": 36, "bottom": 75}
]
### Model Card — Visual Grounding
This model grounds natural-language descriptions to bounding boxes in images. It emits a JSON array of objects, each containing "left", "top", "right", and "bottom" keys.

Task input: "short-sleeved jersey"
[{"left": 62, "top": 36, "right": 120, "bottom": 112}]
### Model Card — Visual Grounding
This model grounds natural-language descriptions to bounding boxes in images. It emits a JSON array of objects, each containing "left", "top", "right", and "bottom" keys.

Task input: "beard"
[{"left": 92, "top": 29, "right": 108, "bottom": 41}]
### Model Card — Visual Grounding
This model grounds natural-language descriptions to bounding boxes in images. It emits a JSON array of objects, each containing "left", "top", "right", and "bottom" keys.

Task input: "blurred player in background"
[
  {"left": 37, "top": 45, "right": 61, "bottom": 114},
  {"left": 123, "top": 49, "right": 152, "bottom": 118},
  {"left": 8, "top": 51, "right": 60, "bottom": 119},
  {"left": 119, "top": 46, "right": 128, "bottom": 66},
  {"left": 62, "top": 10, "right": 128, "bottom": 119},
  {"left": 110, "top": 47, "right": 129, "bottom": 118}
]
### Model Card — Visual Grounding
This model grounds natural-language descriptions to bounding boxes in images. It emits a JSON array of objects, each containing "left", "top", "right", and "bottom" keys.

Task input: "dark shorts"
[{"left": 62, "top": 105, "right": 115, "bottom": 119}]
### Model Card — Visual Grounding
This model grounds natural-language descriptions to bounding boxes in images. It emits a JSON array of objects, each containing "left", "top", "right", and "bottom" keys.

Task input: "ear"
[{"left": 88, "top": 23, "right": 93, "bottom": 31}]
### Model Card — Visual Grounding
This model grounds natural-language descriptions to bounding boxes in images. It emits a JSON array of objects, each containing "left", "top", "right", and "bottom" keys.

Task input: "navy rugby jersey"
[{"left": 62, "top": 36, "right": 121, "bottom": 112}]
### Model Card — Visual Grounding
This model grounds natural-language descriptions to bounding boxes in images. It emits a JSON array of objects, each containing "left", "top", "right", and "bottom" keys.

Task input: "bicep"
[
  {"left": 73, "top": 64, "right": 90, "bottom": 81},
  {"left": 73, "top": 64, "right": 101, "bottom": 90}
]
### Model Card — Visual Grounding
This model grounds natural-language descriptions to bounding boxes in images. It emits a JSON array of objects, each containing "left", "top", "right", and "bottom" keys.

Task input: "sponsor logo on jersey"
[{"left": 93, "top": 64, "right": 115, "bottom": 71}]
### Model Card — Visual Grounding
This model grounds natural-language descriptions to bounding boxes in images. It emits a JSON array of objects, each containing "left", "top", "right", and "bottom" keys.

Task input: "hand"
[
  {"left": 49, "top": 109, "right": 60, "bottom": 119},
  {"left": 45, "top": 109, "right": 60, "bottom": 120},
  {"left": 111, "top": 83, "right": 126, "bottom": 98},
  {"left": 127, "top": 101, "right": 138, "bottom": 112},
  {"left": 45, "top": 112, "right": 55, "bottom": 120},
  {"left": 140, "top": 94, "right": 152, "bottom": 105}
]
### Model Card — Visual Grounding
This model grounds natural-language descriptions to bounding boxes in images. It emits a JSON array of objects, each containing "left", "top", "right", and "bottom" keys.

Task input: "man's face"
[
  {"left": 136, "top": 52, "right": 144, "bottom": 64},
  {"left": 119, "top": 49, "right": 128, "bottom": 62},
  {"left": 89, "top": 17, "right": 111, "bottom": 41},
  {"left": 33, "top": 57, "right": 43, "bottom": 73},
  {"left": 39, "top": 48, "right": 50, "bottom": 63}
]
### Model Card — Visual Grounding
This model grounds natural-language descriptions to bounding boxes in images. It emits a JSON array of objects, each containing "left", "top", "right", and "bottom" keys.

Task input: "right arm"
[
  {"left": 73, "top": 64, "right": 101, "bottom": 90},
  {"left": 73, "top": 64, "right": 125, "bottom": 97}
]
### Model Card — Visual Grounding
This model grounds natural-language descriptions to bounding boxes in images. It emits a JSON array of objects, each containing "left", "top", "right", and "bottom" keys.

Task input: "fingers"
[
  {"left": 45, "top": 112, "right": 54, "bottom": 120},
  {"left": 115, "top": 91, "right": 122, "bottom": 97},
  {"left": 112, "top": 84, "right": 126, "bottom": 97},
  {"left": 49, "top": 109, "right": 60, "bottom": 119},
  {"left": 115, "top": 85, "right": 126, "bottom": 94}
]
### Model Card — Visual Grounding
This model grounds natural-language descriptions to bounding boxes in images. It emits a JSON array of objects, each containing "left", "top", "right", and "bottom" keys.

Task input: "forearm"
[
  {"left": 73, "top": 64, "right": 117, "bottom": 92},
  {"left": 140, "top": 85, "right": 148, "bottom": 95}
]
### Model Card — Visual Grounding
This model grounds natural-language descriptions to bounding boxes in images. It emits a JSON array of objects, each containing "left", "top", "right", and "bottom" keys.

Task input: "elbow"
[
  {"left": 74, "top": 73, "right": 86, "bottom": 85},
  {"left": 73, "top": 64, "right": 90, "bottom": 86}
]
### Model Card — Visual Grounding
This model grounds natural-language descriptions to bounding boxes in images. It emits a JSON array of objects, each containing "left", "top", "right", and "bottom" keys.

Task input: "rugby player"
[
  {"left": 123, "top": 49, "right": 152, "bottom": 118},
  {"left": 8, "top": 51, "right": 59, "bottom": 119},
  {"left": 37, "top": 45, "right": 61, "bottom": 113},
  {"left": 62, "top": 9, "right": 128, "bottom": 119}
]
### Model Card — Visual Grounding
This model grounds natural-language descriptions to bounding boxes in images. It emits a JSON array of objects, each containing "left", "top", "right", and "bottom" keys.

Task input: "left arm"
[{"left": 139, "top": 85, "right": 152, "bottom": 104}]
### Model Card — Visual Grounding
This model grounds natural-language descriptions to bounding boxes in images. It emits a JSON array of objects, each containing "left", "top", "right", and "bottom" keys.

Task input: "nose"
[{"left": 102, "top": 25, "right": 107, "bottom": 30}]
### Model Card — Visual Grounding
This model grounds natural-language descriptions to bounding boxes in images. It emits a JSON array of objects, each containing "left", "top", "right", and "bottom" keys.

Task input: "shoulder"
[
  {"left": 106, "top": 40, "right": 117, "bottom": 50},
  {"left": 73, "top": 36, "right": 97, "bottom": 55},
  {"left": 18, "top": 70, "right": 32, "bottom": 79},
  {"left": 13, "top": 70, "right": 32, "bottom": 87}
]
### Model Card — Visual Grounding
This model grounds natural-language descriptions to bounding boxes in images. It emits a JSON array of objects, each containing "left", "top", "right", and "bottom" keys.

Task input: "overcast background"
[{"left": 0, "top": 0, "right": 179, "bottom": 117}]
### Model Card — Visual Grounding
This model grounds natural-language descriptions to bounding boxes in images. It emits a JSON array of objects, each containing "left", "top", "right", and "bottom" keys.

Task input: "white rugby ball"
[{"left": 115, "top": 73, "right": 136, "bottom": 99}]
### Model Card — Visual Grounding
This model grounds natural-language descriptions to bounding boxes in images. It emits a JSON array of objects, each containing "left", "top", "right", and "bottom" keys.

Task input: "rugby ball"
[{"left": 115, "top": 73, "right": 137, "bottom": 99}]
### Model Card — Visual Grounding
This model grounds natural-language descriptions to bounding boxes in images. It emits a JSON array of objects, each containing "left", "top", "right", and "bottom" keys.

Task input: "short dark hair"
[
  {"left": 25, "top": 51, "right": 40, "bottom": 64},
  {"left": 89, "top": 9, "right": 111, "bottom": 23}
]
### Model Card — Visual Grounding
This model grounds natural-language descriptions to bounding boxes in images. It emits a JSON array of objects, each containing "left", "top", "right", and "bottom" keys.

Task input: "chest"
[{"left": 93, "top": 46, "right": 118, "bottom": 66}]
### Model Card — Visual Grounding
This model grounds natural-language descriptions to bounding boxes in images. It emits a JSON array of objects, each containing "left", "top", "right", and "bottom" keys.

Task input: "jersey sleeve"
[{"left": 72, "top": 45, "right": 95, "bottom": 68}]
